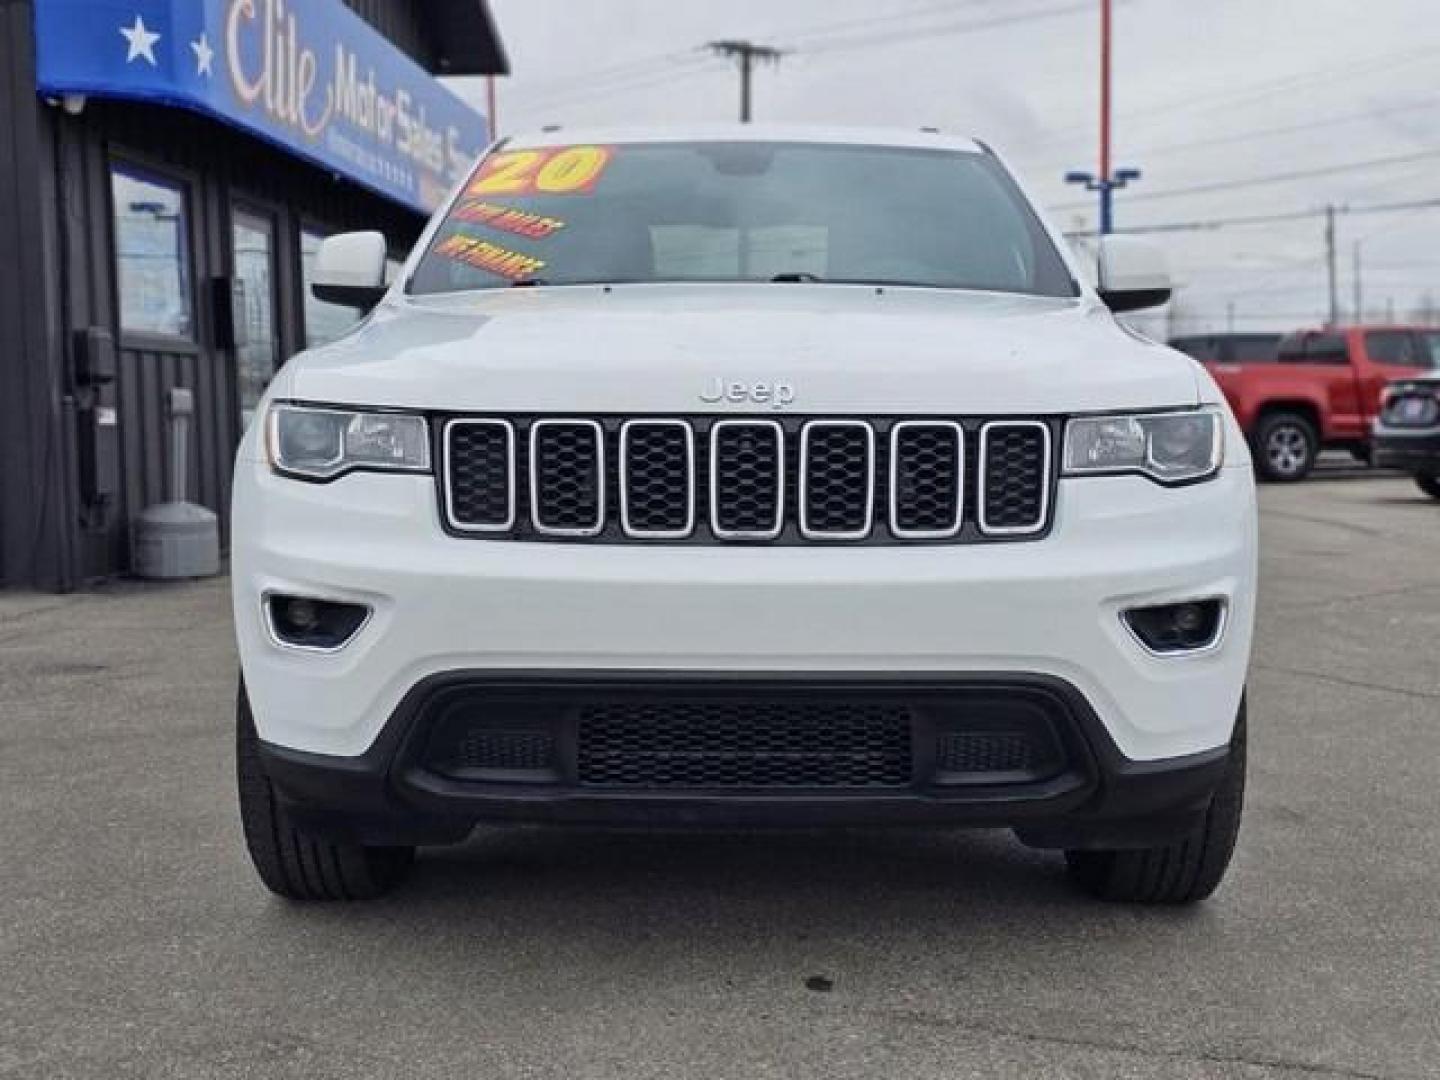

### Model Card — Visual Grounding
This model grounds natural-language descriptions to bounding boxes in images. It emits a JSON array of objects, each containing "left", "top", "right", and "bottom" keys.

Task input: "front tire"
[
  {"left": 1065, "top": 701, "right": 1246, "bottom": 904},
  {"left": 236, "top": 683, "right": 414, "bottom": 901},
  {"left": 1253, "top": 412, "right": 1318, "bottom": 482},
  {"left": 1415, "top": 473, "right": 1440, "bottom": 500}
]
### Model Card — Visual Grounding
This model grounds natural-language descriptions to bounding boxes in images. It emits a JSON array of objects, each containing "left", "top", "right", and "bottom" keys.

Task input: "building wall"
[
  {"left": 0, "top": 0, "right": 72, "bottom": 590},
  {"left": 342, "top": 0, "right": 437, "bottom": 72},
  {"left": 49, "top": 100, "right": 427, "bottom": 584},
  {"left": 0, "top": 0, "right": 495, "bottom": 591}
]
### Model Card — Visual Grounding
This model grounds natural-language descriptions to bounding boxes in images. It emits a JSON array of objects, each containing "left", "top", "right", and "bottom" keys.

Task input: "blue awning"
[{"left": 34, "top": 0, "right": 490, "bottom": 215}]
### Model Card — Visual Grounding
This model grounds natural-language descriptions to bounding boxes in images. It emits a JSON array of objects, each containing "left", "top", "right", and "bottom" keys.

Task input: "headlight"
[
  {"left": 1380, "top": 386, "right": 1440, "bottom": 428},
  {"left": 1063, "top": 407, "right": 1223, "bottom": 484},
  {"left": 265, "top": 404, "right": 430, "bottom": 481}
]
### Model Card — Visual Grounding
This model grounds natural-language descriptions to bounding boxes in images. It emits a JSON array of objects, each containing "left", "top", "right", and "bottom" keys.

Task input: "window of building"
[
  {"left": 233, "top": 209, "right": 279, "bottom": 429},
  {"left": 111, "top": 165, "right": 193, "bottom": 338}
]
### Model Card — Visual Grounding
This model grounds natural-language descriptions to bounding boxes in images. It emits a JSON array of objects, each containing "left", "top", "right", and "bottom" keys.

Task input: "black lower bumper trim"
[
  {"left": 257, "top": 671, "right": 1235, "bottom": 847},
  {"left": 1373, "top": 431, "right": 1440, "bottom": 472}
]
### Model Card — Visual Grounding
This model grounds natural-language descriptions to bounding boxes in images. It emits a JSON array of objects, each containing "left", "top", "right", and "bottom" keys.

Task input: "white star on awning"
[
  {"left": 120, "top": 14, "right": 161, "bottom": 67},
  {"left": 190, "top": 33, "right": 214, "bottom": 77}
]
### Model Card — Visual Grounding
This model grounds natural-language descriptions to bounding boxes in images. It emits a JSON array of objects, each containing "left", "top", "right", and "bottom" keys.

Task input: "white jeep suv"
[{"left": 232, "top": 127, "right": 1255, "bottom": 904}]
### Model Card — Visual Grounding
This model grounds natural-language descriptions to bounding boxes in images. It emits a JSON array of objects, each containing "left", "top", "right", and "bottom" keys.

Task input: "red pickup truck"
[{"left": 1170, "top": 327, "right": 1439, "bottom": 480}]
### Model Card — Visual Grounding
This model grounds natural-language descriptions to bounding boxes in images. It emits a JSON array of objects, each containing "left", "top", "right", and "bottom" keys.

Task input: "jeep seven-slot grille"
[{"left": 442, "top": 417, "right": 1055, "bottom": 544}]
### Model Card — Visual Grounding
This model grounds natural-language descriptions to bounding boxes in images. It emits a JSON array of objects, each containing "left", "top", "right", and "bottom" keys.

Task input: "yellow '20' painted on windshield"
[{"left": 468, "top": 146, "right": 613, "bottom": 197}]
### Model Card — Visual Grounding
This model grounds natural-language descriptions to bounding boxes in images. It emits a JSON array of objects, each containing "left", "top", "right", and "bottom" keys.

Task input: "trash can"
[{"left": 132, "top": 387, "right": 220, "bottom": 580}]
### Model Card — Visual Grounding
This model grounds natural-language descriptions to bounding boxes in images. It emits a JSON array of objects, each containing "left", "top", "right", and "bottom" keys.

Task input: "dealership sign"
[{"left": 33, "top": 0, "right": 489, "bottom": 213}]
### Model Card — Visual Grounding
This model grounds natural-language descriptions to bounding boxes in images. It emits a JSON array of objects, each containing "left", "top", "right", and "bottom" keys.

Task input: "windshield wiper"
[
  {"left": 769, "top": 272, "right": 824, "bottom": 283},
  {"left": 509, "top": 277, "right": 549, "bottom": 287}
]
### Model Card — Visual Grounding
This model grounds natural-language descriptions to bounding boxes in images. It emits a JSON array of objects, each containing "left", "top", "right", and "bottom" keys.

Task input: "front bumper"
[
  {"left": 256, "top": 672, "right": 1234, "bottom": 849},
  {"left": 1372, "top": 427, "right": 1440, "bottom": 473},
  {"left": 233, "top": 457, "right": 1256, "bottom": 767}
]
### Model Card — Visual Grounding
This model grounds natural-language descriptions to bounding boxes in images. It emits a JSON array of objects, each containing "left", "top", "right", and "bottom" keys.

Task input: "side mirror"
[
  {"left": 312, "top": 231, "right": 389, "bottom": 309},
  {"left": 1097, "top": 235, "right": 1171, "bottom": 313}
]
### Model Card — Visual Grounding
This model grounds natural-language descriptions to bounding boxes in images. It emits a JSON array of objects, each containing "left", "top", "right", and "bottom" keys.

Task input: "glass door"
[{"left": 232, "top": 208, "right": 279, "bottom": 430}]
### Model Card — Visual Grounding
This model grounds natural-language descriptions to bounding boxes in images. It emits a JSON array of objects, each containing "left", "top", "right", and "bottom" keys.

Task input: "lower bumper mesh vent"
[{"left": 577, "top": 701, "right": 913, "bottom": 789}]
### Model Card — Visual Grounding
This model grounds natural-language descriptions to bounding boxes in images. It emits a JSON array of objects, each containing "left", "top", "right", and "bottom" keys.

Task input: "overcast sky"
[{"left": 450, "top": 0, "right": 1440, "bottom": 335}]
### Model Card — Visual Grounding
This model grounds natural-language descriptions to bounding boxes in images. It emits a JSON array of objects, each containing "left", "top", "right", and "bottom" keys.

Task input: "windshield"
[{"left": 408, "top": 141, "right": 1077, "bottom": 298}]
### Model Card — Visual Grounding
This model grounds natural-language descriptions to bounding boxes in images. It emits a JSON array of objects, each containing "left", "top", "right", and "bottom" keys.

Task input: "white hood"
[{"left": 288, "top": 283, "right": 1200, "bottom": 415}]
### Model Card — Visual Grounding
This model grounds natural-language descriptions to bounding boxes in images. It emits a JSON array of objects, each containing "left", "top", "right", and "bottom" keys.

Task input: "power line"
[
  {"left": 761, "top": 0, "right": 1024, "bottom": 48},
  {"left": 1171, "top": 201, "right": 1440, "bottom": 322},
  {"left": 519, "top": 53, "right": 719, "bottom": 110},
  {"left": 1067, "top": 196, "right": 1440, "bottom": 238},
  {"left": 1003, "top": 40, "right": 1440, "bottom": 157},
  {"left": 798, "top": 1, "right": 1093, "bottom": 55},
  {"left": 518, "top": 50, "right": 697, "bottom": 98},
  {"left": 1051, "top": 149, "right": 1440, "bottom": 213},
  {"left": 519, "top": 55, "right": 747, "bottom": 116},
  {"left": 1017, "top": 96, "right": 1440, "bottom": 173},
  {"left": 512, "top": 0, "right": 1035, "bottom": 113},
  {"left": 526, "top": 1, "right": 1069, "bottom": 121}
]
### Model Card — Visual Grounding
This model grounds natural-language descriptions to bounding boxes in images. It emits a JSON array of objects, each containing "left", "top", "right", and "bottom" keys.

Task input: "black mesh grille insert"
[
  {"left": 532, "top": 422, "right": 602, "bottom": 532},
  {"left": 622, "top": 423, "right": 693, "bottom": 534},
  {"left": 712, "top": 423, "right": 783, "bottom": 536},
  {"left": 981, "top": 424, "right": 1048, "bottom": 532},
  {"left": 577, "top": 701, "right": 913, "bottom": 788},
  {"left": 892, "top": 423, "right": 962, "bottom": 535},
  {"left": 802, "top": 424, "right": 872, "bottom": 536},
  {"left": 937, "top": 733, "right": 1040, "bottom": 774},
  {"left": 447, "top": 422, "right": 513, "bottom": 528},
  {"left": 458, "top": 730, "right": 556, "bottom": 772}
]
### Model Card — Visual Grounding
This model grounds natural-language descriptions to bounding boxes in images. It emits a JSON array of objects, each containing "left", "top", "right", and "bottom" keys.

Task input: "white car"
[{"left": 232, "top": 126, "right": 1256, "bottom": 904}]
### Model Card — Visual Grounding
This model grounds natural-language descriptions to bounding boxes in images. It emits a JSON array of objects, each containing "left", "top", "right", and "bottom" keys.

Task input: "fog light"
[
  {"left": 265, "top": 594, "right": 370, "bottom": 651},
  {"left": 1123, "top": 599, "right": 1225, "bottom": 655},
  {"left": 284, "top": 598, "right": 320, "bottom": 632}
]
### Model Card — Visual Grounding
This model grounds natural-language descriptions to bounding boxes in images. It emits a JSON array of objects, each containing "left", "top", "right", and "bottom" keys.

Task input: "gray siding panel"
[
  {"left": 0, "top": 0, "right": 74, "bottom": 589},
  {"left": 92, "top": 101, "right": 424, "bottom": 572},
  {"left": 1, "top": 1, "right": 445, "bottom": 588}
]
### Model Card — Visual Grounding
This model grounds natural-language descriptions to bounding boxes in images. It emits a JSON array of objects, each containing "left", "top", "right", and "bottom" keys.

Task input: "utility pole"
[
  {"left": 706, "top": 40, "right": 786, "bottom": 123},
  {"left": 1063, "top": 0, "right": 1140, "bottom": 234},
  {"left": 486, "top": 75, "right": 498, "bottom": 142},
  {"left": 1227, "top": 301, "right": 1235, "bottom": 333},
  {"left": 1324, "top": 204, "right": 1339, "bottom": 327},
  {"left": 1352, "top": 241, "right": 1363, "bottom": 324}
]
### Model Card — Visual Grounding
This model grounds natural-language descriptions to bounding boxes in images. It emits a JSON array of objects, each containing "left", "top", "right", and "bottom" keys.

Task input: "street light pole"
[
  {"left": 1063, "top": 0, "right": 1139, "bottom": 234},
  {"left": 1099, "top": 0, "right": 1112, "bottom": 234}
]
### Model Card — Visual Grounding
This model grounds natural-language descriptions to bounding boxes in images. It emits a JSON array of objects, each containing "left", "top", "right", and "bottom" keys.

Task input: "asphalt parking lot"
[{"left": 3, "top": 475, "right": 1438, "bottom": 1079}]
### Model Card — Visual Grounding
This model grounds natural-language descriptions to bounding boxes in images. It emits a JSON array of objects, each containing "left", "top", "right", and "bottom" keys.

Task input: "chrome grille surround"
[
  {"left": 529, "top": 419, "right": 606, "bottom": 537},
  {"left": 799, "top": 420, "right": 876, "bottom": 540},
  {"left": 619, "top": 419, "right": 696, "bottom": 539},
  {"left": 977, "top": 420, "right": 1052, "bottom": 536},
  {"left": 442, "top": 418, "right": 516, "bottom": 533},
  {"left": 710, "top": 420, "right": 785, "bottom": 541},
  {"left": 888, "top": 420, "right": 965, "bottom": 540}
]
